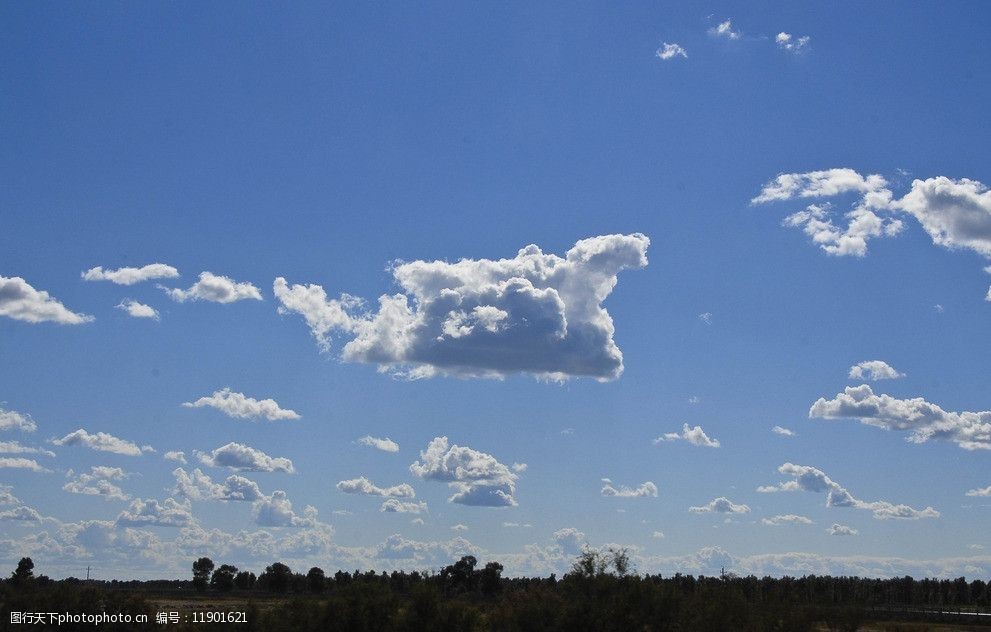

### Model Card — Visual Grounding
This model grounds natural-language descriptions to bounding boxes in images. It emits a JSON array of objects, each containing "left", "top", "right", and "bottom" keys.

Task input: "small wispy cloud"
[{"left": 656, "top": 43, "right": 687, "bottom": 60}]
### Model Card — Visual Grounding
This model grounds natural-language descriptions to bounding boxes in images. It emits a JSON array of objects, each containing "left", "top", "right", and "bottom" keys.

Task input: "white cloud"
[
  {"left": 336, "top": 476, "right": 415, "bottom": 498},
  {"left": 656, "top": 43, "right": 687, "bottom": 60},
  {"left": 653, "top": 423, "right": 721, "bottom": 447},
  {"left": 52, "top": 428, "right": 150, "bottom": 456},
  {"left": 652, "top": 531, "right": 666, "bottom": 539},
  {"left": 380, "top": 499, "right": 428, "bottom": 514},
  {"left": 0, "top": 505, "right": 46, "bottom": 522},
  {"left": 0, "top": 276, "right": 93, "bottom": 324},
  {"left": 689, "top": 497, "right": 750, "bottom": 514},
  {"left": 171, "top": 468, "right": 263, "bottom": 502},
  {"left": 162, "top": 271, "right": 262, "bottom": 304},
  {"left": 601, "top": 478, "right": 658, "bottom": 498},
  {"left": 0, "top": 408, "right": 37, "bottom": 433},
  {"left": 275, "top": 234, "right": 650, "bottom": 381},
  {"left": 810, "top": 384, "right": 991, "bottom": 451},
  {"left": 896, "top": 176, "right": 991, "bottom": 257},
  {"left": 512, "top": 462, "right": 528, "bottom": 473},
  {"left": 776, "top": 32, "right": 810, "bottom": 53},
  {"left": 182, "top": 388, "right": 299, "bottom": 421},
  {"left": 164, "top": 451, "right": 186, "bottom": 464},
  {"left": 116, "top": 498, "right": 194, "bottom": 528},
  {"left": 197, "top": 442, "right": 294, "bottom": 473},
  {"left": 552, "top": 527, "right": 587, "bottom": 555},
  {"left": 0, "top": 441, "right": 54, "bottom": 457},
  {"left": 82, "top": 264, "right": 179, "bottom": 285},
  {"left": 759, "top": 462, "right": 939, "bottom": 520},
  {"left": 848, "top": 360, "right": 905, "bottom": 381},
  {"left": 828, "top": 523, "right": 859, "bottom": 536},
  {"left": 762, "top": 514, "right": 813, "bottom": 526},
  {"left": 451, "top": 524, "right": 468, "bottom": 531},
  {"left": 358, "top": 436, "right": 399, "bottom": 453},
  {"left": 0, "top": 457, "right": 49, "bottom": 472},
  {"left": 965, "top": 484, "right": 991, "bottom": 497},
  {"left": 116, "top": 300, "right": 159, "bottom": 320},
  {"left": 771, "top": 425, "right": 796, "bottom": 437},
  {"left": 698, "top": 312, "right": 713, "bottom": 325},
  {"left": 63, "top": 467, "right": 130, "bottom": 501},
  {"left": 754, "top": 170, "right": 991, "bottom": 296},
  {"left": 410, "top": 436, "right": 519, "bottom": 507},
  {"left": 503, "top": 522, "right": 533, "bottom": 528},
  {"left": 252, "top": 491, "right": 317, "bottom": 527},
  {"left": 709, "top": 19, "right": 740, "bottom": 40},
  {"left": 752, "top": 169, "right": 900, "bottom": 257}
]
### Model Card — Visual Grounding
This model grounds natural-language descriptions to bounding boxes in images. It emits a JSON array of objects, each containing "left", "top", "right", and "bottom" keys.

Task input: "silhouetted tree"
[
  {"left": 479, "top": 561, "right": 503, "bottom": 597},
  {"left": 210, "top": 564, "right": 238, "bottom": 591},
  {"left": 306, "top": 567, "right": 325, "bottom": 593},
  {"left": 259, "top": 562, "right": 292, "bottom": 593},
  {"left": 441, "top": 555, "right": 478, "bottom": 595},
  {"left": 11, "top": 557, "right": 34, "bottom": 586},
  {"left": 191, "top": 557, "right": 214, "bottom": 591},
  {"left": 234, "top": 571, "right": 256, "bottom": 590}
]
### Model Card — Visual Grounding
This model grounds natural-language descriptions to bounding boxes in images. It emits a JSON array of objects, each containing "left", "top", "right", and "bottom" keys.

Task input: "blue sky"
[{"left": 1, "top": 2, "right": 990, "bottom": 579}]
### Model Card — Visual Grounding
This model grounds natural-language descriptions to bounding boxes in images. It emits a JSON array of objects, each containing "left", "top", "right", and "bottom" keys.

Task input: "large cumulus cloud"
[{"left": 274, "top": 234, "right": 649, "bottom": 380}]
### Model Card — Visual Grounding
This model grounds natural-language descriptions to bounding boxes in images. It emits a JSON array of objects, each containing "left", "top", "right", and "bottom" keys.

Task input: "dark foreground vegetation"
[{"left": 2, "top": 552, "right": 990, "bottom": 631}]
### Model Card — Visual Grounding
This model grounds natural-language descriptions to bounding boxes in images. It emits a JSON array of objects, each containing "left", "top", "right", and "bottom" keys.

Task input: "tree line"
[{"left": 2, "top": 551, "right": 990, "bottom": 631}]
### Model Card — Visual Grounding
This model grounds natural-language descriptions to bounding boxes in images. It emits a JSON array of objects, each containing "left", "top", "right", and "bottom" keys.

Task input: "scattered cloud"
[
  {"left": 689, "top": 497, "right": 750, "bottom": 514},
  {"left": 656, "top": 43, "right": 687, "bottom": 60},
  {"left": 116, "top": 300, "right": 159, "bottom": 320},
  {"left": 336, "top": 477, "right": 415, "bottom": 498},
  {"left": 698, "top": 312, "right": 713, "bottom": 325},
  {"left": 652, "top": 531, "right": 666, "bottom": 539},
  {"left": 162, "top": 271, "right": 262, "bottom": 304},
  {"left": 52, "top": 428, "right": 150, "bottom": 456},
  {"left": 771, "top": 426, "right": 796, "bottom": 437},
  {"left": 410, "top": 437, "right": 519, "bottom": 507},
  {"left": 197, "top": 442, "right": 294, "bottom": 473},
  {"left": 762, "top": 514, "right": 813, "bottom": 526},
  {"left": 848, "top": 360, "right": 905, "bottom": 381},
  {"left": 164, "top": 451, "right": 186, "bottom": 464},
  {"left": 451, "top": 523, "right": 468, "bottom": 532},
  {"left": 116, "top": 498, "right": 194, "bottom": 528},
  {"left": 758, "top": 463, "right": 939, "bottom": 520},
  {"left": 252, "top": 491, "right": 317, "bottom": 527},
  {"left": 810, "top": 384, "right": 991, "bottom": 451},
  {"left": 63, "top": 467, "right": 130, "bottom": 501},
  {"left": 828, "top": 523, "right": 859, "bottom": 536},
  {"left": 380, "top": 499, "right": 428, "bottom": 514},
  {"left": 358, "top": 436, "right": 399, "bottom": 453},
  {"left": 965, "top": 485, "right": 991, "bottom": 497},
  {"left": 552, "top": 527, "right": 587, "bottom": 555},
  {"left": 0, "top": 275, "right": 93, "bottom": 324},
  {"left": 274, "top": 234, "right": 650, "bottom": 381},
  {"left": 775, "top": 32, "right": 810, "bottom": 53},
  {"left": 654, "top": 423, "right": 721, "bottom": 447},
  {"left": 0, "top": 408, "right": 37, "bottom": 433},
  {"left": 82, "top": 263, "right": 178, "bottom": 285},
  {"left": 182, "top": 388, "right": 300, "bottom": 421},
  {"left": 753, "top": 169, "right": 991, "bottom": 296},
  {"left": 709, "top": 19, "right": 740, "bottom": 40},
  {"left": 0, "top": 457, "right": 49, "bottom": 472},
  {"left": 601, "top": 478, "right": 658, "bottom": 498},
  {"left": 0, "top": 441, "right": 54, "bottom": 457},
  {"left": 171, "top": 468, "right": 264, "bottom": 502}
]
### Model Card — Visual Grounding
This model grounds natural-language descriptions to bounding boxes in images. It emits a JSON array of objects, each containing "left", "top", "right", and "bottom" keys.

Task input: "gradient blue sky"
[{"left": 2, "top": 2, "right": 990, "bottom": 579}]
